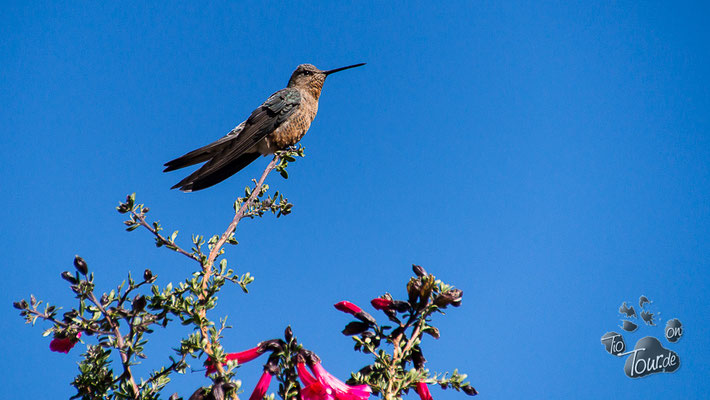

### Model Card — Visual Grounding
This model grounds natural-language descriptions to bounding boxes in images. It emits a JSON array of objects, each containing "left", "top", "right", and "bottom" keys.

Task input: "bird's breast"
[{"left": 266, "top": 99, "right": 318, "bottom": 152}]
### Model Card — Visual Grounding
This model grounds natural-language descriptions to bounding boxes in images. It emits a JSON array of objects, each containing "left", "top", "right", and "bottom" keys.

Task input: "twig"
[
  {"left": 141, "top": 354, "right": 188, "bottom": 389},
  {"left": 132, "top": 211, "right": 201, "bottom": 262},
  {"left": 198, "top": 155, "right": 281, "bottom": 373},
  {"left": 24, "top": 309, "right": 113, "bottom": 335},
  {"left": 86, "top": 292, "right": 140, "bottom": 398}
]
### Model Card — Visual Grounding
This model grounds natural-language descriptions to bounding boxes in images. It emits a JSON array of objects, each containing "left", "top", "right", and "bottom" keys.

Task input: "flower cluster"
[
  {"left": 298, "top": 351, "right": 371, "bottom": 400},
  {"left": 333, "top": 265, "right": 477, "bottom": 399}
]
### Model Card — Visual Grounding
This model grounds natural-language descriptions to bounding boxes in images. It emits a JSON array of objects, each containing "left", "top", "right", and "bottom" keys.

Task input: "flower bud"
[
  {"left": 392, "top": 300, "right": 410, "bottom": 312},
  {"left": 334, "top": 301, "right": 363, "bottom": 315},
  {"left": 259, "top": 339, "right": 285, "bottom": 352},
  {"left": 371, "top": 298, "right": 393, "bottom": 310},
  {"left": 434, "top": 289, "right": 463, "bottom": 308},
  {"left": 342, "top": 321, "right": 370, "bottom": 336},
  {"left": 13, "top": 300, "right": 28, "bottom": 310},
  {"left": 412, "top": 346, "right": 426, "bottom": 369},
  {"left": 61, "top": 271, "right": 78, "bottom": 284},
  {"left": 73, "top": 256, "right": 88, "bottom": 275},
  {"left": 355, "top": 311, "right": 377, "bottom": 326},
  {"left": 462, "top": 385, "right": 478, "bottom": 396},
  {"left": 407, "top": 278, "right": 422, "bottom": 304},
  {"left": 132, "top": 295, "right": 146, "bottom": 312},
  {"left": 412, "top": 264, "right": 428, "bottom": 277},
  {"left": 143, "top": 269, "right": 154, "bottom": 282}
]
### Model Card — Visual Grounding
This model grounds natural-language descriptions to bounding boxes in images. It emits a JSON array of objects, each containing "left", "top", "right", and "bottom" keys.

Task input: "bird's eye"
[{"left": 303, "top": 70, "right": 312, "bottom": 75}]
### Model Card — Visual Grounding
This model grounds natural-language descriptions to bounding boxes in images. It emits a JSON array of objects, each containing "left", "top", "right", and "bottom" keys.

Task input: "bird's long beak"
[{"left": 323, "top": 63, "right": 366, "bottom": 76}]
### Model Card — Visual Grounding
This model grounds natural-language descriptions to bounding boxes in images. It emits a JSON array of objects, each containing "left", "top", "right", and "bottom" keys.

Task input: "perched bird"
[{"left": 164, "top": 63, "right": 365, "bottom": 192}]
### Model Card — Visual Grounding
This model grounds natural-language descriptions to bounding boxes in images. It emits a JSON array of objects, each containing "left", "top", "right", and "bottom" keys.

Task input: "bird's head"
[{"left": 287, "top": 63, "right": 365, "bottom": 98}]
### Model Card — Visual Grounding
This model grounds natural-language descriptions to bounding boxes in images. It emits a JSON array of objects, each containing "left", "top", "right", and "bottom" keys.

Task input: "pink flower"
[
  {"left": 298, "top": 362, "right": 332, "bottom": 400},
  {"left": 370, "top": 298, "right": 393, "bottom": 311},
  {"left": 249, "top": 370, "right": 274, "bottom": 400},
  {"left": 205, "top": 345, "right": 264, "bottom": 375},
  {"left": 334, "top": 301, "right": 363, "bottom": 315},
  {"left": 299, "top": 359, "right": 371, "bottom": 400},
  {"left": 415, "top": 382, "right": 432, "bottom": 400},
  {"left": 50, "top": 332, "right": 82, "bottom": 354}
]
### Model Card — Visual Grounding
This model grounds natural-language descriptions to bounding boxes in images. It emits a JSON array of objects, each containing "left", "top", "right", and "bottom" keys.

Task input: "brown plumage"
[{"left": 164, "top": 63, "right": 365, "bottom": 192}]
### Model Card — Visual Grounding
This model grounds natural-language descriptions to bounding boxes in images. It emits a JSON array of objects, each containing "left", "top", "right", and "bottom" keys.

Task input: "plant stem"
[
  {"left": 86, "top": 292, "right": 140, "bottom": 398},
  {"left": 199, "top": 155, "right": 280, "bottom": 373},
  {"left": 132, "top": 211, "right": 200, "bottom": 261}
]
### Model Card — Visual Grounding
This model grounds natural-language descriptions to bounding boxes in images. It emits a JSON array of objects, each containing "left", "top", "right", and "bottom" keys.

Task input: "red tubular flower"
[
  {"left": 310, "top": 361, "right": 371, "bottom": 400},
  {"left": 298, "top": 362, "right": 332, "bottom": 400},
  {"left": 205, "top": 345, "right": 264, "bottom": 375},
  {"left": 370, "top": 298, "right": 393, "bottom": 311},
  {"left": 297, "top": 362, "right": 318, "bottom": 386},
  {"left": 50, "top": 332, "right": 82, "bottom": 354},
  {"left": 415, "top": 382, "right": 433, "bottom": 400},
  {"left": 334, "top": 301, "right": 363, "bottom": 315},
  {"left": 249, "top": 370, "right": 274, "bottom": 400}
]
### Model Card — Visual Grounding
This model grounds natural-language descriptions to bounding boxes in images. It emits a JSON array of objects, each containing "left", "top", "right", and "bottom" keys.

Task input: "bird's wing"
[
  {"left": 167, "top": 88, "right": 301, "bottom": 191},
  {"left": 163, "top": 122, "right": 245, "bottom": 172}
]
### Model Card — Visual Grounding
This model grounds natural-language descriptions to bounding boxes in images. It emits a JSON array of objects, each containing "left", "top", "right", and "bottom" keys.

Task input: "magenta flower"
[
  {"left": 415, "top": 382, "right": 433, "bottom": 400},
  {"left": 298, "top": 362, "right": 332, "bottom": 400},
  {"left": 205, "top": 345, "right": 264, "bottom": 375},
  {"left": 249, "top": 370, "right": 274, "bottom": 400},
  {"left": 334, "top": 301, "right": 376, "bottom": 325},
  {"left": 334, "top": 301, "right": 363, "bottom": 315},
  {"left": 297, "top": 362, "right": 317, "bottom": 385},
  {"left": 370, "top": 298, "right": 393, "bottom": 310},
  {"left": 50, "top": 332, "right": 82, "bottom": 354},
  {"left": 298, "top": 357, "right": 371, "bottom": 400}
]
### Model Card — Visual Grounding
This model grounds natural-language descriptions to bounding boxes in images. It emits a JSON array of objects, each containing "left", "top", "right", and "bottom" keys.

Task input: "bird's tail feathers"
[{"left": 172, "top": 152, "right": 261, "bottom": 192}]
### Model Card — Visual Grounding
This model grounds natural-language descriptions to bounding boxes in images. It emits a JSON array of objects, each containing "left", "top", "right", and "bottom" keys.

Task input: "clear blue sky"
[{"left": 2, "top": 1, "right": 709, "bottom": 399}]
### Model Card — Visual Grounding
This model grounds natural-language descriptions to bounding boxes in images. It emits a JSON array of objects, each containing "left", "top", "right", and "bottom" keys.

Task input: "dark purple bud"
[
  {"left": 434, "top": 289, "right": 463, "bottom": 308},
  {"left": 355, "top": 311, "right": 377, "bottom": 326},
  {"left": 13, "top": 300, "right": 28, "bottom": 310},
  {"left": 285, "top": 326, "right": 294, "bottom": 343},
  {"left": 265, "top": 354, "right": 280, "bottom": 374},
  {"left": 73, "top": 256, "right": 88, "bottom": 275},
  {"left": 143, "top": 269, "right": 154, "bottom": 282},
  {"left": 132, "top": 295, "right": 146, "bottom": 312},
  {"left": 412, "top": 264, "right": 428, "bottom": 277},
  {"left": 342, "top": 321, "right": 370, "bottom": 336},
  {"left": 407, "top": 278, "right": 422, "bottom": 304},
  {"left": 412, "top": 346, "right": 426, "bottom": 369},
  {"left": 462, "top": 385, "right": 478, "bottom": 396},
  {"left": 61, "top": 271, "right": 78, "bottom": 284},
  {"left": 392, "top": 300, "right": 410, "bottom": 312},
  {"left": 301, "top": 350, "right": 321, "bottom": 366},
  {"left": 259, "top": 338, "right": 285, "bottom": 352}
]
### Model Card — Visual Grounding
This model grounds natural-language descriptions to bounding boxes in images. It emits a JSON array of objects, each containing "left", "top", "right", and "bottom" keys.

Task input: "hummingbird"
[{"left": 164, "top": 63, "right": 366, "bottom": 192}]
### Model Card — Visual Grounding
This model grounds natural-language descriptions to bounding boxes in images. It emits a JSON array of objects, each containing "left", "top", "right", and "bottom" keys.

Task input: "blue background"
[{"left": 2, "top": 1, "right": 709, "bottom": 399}]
